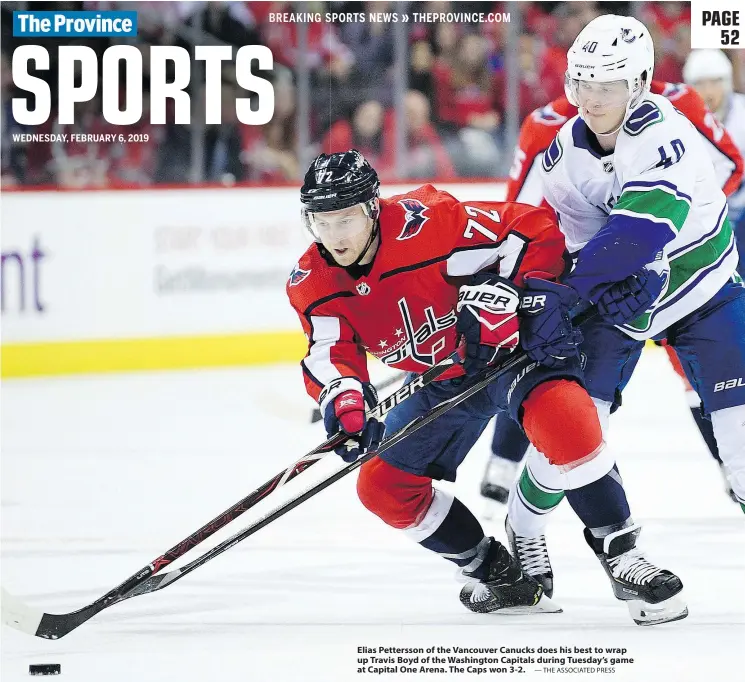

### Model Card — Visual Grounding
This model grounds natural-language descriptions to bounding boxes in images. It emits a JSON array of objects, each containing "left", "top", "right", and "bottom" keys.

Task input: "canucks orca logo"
[
  {"left": 396, "top": 199, "right": 430, "bottom": 241},
  {"left": 541, "top": 135, "right": 563, "bottom": 173},
  {"left": 620, "top": 27, "right": 636, "bottom": 43},
  {"left": 288, "top": 264, "right": 311, "bottom": 287}
]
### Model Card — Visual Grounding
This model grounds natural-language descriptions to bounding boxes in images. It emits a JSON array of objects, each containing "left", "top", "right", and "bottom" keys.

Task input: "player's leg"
[
  {"left": 507, "top": 316, "right": 641, "bottom": 536},
  {"left": 480, "top": 414, "right": 530, "bottom": 507},
  {"left": 505, "top": 321, "right": 687, "bottom": 624},
  {"left": 357, "top": 377, "right": 558, "bottom": 614},
  {"left": 658, "top": 339, "right": 735, "bottom": 502},
  {"left": 670, "top": 278, "right": 745, "bottom": 510}
]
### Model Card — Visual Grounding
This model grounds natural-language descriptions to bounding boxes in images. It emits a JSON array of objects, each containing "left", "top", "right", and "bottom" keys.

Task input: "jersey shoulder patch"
[
  {"left": 532, "top": 103, "right": 568, "bottom": 126},
  {"left": 659, "top": 82, "right": 688, "bottom": 102},
  {"left": 541, "top": 134, "right": 563, "bottom": 173},
  {"left": 623, "top": 100, "right": 664, "bottom": 137},
  {"left": 288, "top": 263, "right": 311, "bottom": 287},
  {"left": 396, "top": 198, "right": 430, "bottom": 241}
]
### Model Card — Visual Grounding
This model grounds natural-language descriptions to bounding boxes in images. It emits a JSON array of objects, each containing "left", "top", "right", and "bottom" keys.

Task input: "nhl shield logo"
[
  {"left": 288, "top": 264, "right": 311, "bottom": 287},
  {"left": 396, "top": 198, "right": 430, "bottom": 240},
  {"left": 356, "top": 281, "right": 371, "bottom": 296},
  {"left": 603, "top": 160, "right": 614, "bottom": 173}
]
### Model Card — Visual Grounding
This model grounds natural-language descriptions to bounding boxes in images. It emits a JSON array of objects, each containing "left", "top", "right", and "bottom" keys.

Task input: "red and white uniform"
[
  {"left": 506, "top": 81, "right": 745, "bottom": 206},
  {"left": 287, "top": 185, "right": 566, "bottom": 403}
]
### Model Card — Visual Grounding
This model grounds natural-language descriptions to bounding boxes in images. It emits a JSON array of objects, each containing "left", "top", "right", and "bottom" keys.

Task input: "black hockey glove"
[
  {"left": 519, "top": 272, "right": 583, "bottom": 368},
  {"left": 595, "top": 267, "right": 667, "bottom": 325}
]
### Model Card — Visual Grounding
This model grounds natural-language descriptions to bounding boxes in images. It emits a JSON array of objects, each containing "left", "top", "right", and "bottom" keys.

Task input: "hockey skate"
[
  {"left": 584, "top": 524, "right": 688, "bottom": 626},
  {"left": 459, "top": 538, "right": 561, "bottom": 615},
  {"left": 505, "top": 518, "right": 554, "bottom": 598},
  {"left": 480, "top": 457, "right": 519, "bottom": 518}
]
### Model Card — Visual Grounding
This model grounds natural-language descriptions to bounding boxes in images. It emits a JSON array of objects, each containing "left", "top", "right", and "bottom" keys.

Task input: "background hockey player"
[
  {"left": 683, "top": 49, "right": 745, "bottom": 276},
  {"left": 503, "top": 14, "right": 745, "bottom": 620},
  {"left": 287, "top": 150, "right": 685, "bottom": 624},
  {"left": 481, "top": 59, "right": 745, "bottom": 508}
]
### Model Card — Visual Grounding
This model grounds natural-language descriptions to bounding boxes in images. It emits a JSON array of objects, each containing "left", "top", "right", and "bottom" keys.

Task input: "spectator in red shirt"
[
  {"left": 241, "top": 74, "right": 298, "bottom": 182},
  {"left": 493, "top": 33, "right": 552, "bottom": 122},
  {"left": 322, "top": 91, "right": 455, "bottom": 181},
  {"left": 322, "top": 99, "right": 391, "bottom": 173},
  {"left": 654, "top": 23, "right": 691, "bottom": 84},
  {"left": 539, "top": 3, "right": 599, "bottom": 102},
  {"left": 398, "top": 89, "right": 455, "bottom": 180},
  {"left": 434, "top": 33, "right": 501, "bottom": 132},
  {"left": 642, "top": 1, "right": 691, "bottom": 39}
]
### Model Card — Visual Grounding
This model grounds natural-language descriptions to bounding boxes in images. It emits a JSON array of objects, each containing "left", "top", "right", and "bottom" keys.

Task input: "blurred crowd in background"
[{"left": 2, "top": 1, "right": 745, "bottom": 188}]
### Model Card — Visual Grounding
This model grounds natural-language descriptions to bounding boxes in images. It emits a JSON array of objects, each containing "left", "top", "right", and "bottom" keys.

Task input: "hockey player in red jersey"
[
  {"left": 480, "top": 82, "right": 745, "bottom": 507},
  {"left": 287, "top": 150, "right": 685, "bottom": 623}
]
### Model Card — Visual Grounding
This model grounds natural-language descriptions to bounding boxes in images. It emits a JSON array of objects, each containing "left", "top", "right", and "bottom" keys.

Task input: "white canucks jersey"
[{"left": 541, "top": 92, "right": 739, "bottom": 340}]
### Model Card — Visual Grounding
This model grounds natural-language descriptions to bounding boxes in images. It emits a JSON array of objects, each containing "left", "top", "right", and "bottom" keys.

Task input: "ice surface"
[{"left": 2, "top": 348, "right": 743, "bottom": 681}]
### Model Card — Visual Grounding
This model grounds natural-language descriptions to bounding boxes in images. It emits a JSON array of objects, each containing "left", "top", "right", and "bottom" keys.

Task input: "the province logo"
[{"left": 10, "top": 9, "right": 275, "bottom": 126}]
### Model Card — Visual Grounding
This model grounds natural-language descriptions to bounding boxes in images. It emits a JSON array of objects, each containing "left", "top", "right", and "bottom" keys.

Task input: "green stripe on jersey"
[
  {"left": 613, "top": 188, "right": 690, "bottom": 232},
  {"left": 628, "top": 215, "right": 734, "bottom": 332},
  {"left": 518, "top": 467, "right": 565, "bottom": 511}
]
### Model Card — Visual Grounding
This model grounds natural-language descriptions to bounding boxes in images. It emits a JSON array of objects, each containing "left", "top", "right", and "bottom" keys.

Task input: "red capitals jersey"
[
  {"left": 506, "top": 81, "right": 745, "bottom": 206},
  {"left": 287, "top": 185, "right": 566, "bottom": 403}
]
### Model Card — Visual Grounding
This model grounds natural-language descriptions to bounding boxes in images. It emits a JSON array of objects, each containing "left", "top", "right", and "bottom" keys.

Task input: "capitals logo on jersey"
[
  {"left": 288, "top": 264, "right": 311, "bottom": 287},
  {"left": 371, "top": 297, "right": 457, "bottom": 367},
  {"left": 396, "top": 199, "right": 430, "bottom": 240}
]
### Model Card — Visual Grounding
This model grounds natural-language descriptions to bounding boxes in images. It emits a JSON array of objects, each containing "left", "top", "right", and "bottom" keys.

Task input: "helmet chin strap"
[
  {"left": 349, "top": 220, "right": 379, "bottom": 268},
  {"left": 580, "top": 82, "right": 648, "bottom": 138}
]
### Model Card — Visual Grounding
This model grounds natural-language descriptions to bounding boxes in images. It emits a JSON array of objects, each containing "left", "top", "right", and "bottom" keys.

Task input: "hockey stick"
[
  {"left": 117, "top": 352, "right": 530, "bottom": 598},
  {"left": 4, "top": 306, "right": 595, "bottom": 639},
  {"left": 1, "top": 350, "right": 461, "bottom": 640},
  {"left": 310, "top": 371, "right": 406, "bottom": 423}
]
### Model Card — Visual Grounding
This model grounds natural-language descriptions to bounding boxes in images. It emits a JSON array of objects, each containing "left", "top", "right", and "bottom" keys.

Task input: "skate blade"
[
  {"left": 496, "top": 593, "right": 563, "bottom": 615},
  {"left": 628, "top": 593, "right": 688, "bottom": 626}
]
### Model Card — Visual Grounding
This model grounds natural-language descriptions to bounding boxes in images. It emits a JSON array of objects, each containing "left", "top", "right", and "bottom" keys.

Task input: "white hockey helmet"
[
  {"left": 565, "top": 14, "right": 654, "bottom": 113},
  {"left": 683, "top": 49, "right": 733, "bottom": 90}
]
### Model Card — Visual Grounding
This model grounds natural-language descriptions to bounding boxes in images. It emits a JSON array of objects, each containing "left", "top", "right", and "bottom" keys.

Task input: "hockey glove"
[
  {"left": 456, "top": 273, "right": 521, "bottom": 376},
  {"left": 595, "top": 265, "right": 667, "bottom": 325},
  {"left": 321, "top": 378, "right": 385, "bottom": 463},
  {"left": 519, "top": 272, "right": 583, "bottom": 368}
]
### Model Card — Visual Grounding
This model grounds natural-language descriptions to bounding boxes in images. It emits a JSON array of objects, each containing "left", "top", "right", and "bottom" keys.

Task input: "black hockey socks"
[
  {"left": 565, "top": 465, "right": 631, "bottom": 531},
  {"left": 415, "top": 494, "right": 490, "bottom": 578}
]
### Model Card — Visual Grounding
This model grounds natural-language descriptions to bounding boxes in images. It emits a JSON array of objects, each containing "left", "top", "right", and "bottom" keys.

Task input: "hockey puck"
[{"left": 29, "top": 664, "right": 61, "bottom": 676}]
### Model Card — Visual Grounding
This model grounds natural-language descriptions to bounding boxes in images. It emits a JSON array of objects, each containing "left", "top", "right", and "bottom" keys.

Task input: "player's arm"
[
  {"left": 678, "top": 88, "right": 744, "bottom": 196},
  {"left": 505, "top": 108, "right": 564, "bottom": 206},
  {"left": 290, "top": 299, "right": 369, "bottom": 407},
  {"left": 444, "top": 201, "right": 580, "bottom": 372},
  {"left": 564, "top": 128, "right": 694, "bottom": 302},
  {"left": 444, "top": 201, "right": 567, "bottom": 285},
  {"left": 289, "top": 294, "right": 383, "bottom": 461}
]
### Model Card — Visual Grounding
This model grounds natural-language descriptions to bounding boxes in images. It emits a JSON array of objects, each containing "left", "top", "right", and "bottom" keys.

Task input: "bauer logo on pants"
[{"left": 714, "top": 377, "right": 745, "bottom": 392}]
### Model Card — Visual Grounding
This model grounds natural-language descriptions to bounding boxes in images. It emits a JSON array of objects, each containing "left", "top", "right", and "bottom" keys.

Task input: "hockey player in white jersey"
[
  {"left": 683, "top": 48, "right": 745, "bottom": 275},
  {"left": 505, "top": 14, "right": 745, "bottom": 626}
]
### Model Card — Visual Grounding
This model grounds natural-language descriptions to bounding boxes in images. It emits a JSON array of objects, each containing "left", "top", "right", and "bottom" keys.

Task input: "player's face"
[
  {"left": 692, "top": 78, "right": 727, "bottom": 114},
  {"left": 312, "top": 205, "right": 374, "bottom": 266},
  {"left": 573, "top": 79, "right": 630, "bottom": 134}
]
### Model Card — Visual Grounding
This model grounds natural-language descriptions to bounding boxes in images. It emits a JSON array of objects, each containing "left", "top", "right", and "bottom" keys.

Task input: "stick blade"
[{"left": 1, "top": 587, "right": 43, "bottom": 636}]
